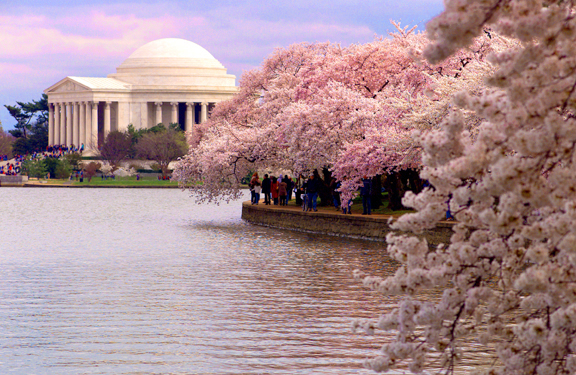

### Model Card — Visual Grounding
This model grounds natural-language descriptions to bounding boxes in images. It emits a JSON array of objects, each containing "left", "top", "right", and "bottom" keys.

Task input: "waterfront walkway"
[{"left": 242, "top": 201, "right": 455, "bottom": 244}]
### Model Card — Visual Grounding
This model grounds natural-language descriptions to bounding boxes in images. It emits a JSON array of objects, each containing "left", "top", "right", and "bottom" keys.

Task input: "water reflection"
[{"left": 1, "top": 188, "right": 400, "bottom": 374}]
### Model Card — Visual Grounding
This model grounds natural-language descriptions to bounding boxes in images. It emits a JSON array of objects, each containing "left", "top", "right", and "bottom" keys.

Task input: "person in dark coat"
[
  {"left": 285, "top": 175, "right": 293, "bottom": 202},
  {"left": 330, "top": 177, "right": 341, "bottom": 210},
  {"left": 261, "top": 174, "right": 271, "bottom": 205},
  {"left": 306, "top": 174, "right": 320, "bottom": 212},
  {"left": 360, "top": 176, "right": 372, "bottom": 215}
]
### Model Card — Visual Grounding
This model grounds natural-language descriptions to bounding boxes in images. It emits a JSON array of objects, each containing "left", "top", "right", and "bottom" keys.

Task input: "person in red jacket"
[{"left": 271, "top": 176, "right": 279, "bottom": 205}]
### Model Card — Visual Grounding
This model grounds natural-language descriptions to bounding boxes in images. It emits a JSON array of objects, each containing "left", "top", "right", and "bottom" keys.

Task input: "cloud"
[
  {"left": 0, "top": 62, "right": 35, "bottom": 76},
  {"left": 0, "top": 12, "right": 190, "bottom": 60}
]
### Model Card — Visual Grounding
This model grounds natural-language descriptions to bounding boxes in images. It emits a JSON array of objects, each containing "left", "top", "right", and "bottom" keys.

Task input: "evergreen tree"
[{"left": 4, "top": 94, "right": 49, "bottom": 154}]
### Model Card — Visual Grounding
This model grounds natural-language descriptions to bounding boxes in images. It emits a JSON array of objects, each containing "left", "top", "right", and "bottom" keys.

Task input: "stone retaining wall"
[
  {"left": 241, "top": 202, "right": 454, "bottom": 245},
  {"left": 0, "top": 175, "right": 28, "bottom": 185}
]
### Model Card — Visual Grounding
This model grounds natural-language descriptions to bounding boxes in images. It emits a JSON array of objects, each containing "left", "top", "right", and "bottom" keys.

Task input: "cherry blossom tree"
[
  {"left": 175, "top": 24, "right": 500, "bottom": 205},
  {"left": 174, "top": 42, "right": 336, "bottom": 202},
  {"left": 354, "top": 1, "right": 576, "bottom": 374},
  {"left": 330, "top": 28, "right": 511, "bottom": 206}
]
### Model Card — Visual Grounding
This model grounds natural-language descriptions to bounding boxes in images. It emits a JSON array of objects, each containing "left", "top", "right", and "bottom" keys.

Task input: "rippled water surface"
[{"left": 0, "top": 188, "right": 407, "bottom": 374}]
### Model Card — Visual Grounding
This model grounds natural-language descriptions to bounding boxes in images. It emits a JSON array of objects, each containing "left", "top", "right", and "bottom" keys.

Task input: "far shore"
[{"left": 4, "top": 176, "right": 180, "bottom": 189}]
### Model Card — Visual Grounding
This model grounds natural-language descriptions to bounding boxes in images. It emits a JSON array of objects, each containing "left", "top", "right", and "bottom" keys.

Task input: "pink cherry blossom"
[{"left": 358, "top": 2, "right": 576, "bottom": 374}]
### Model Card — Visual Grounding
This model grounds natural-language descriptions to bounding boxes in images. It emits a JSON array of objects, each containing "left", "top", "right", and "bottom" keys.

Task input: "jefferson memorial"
[{"left": 44, "top": 38, "right": 238, "bottom": 150}]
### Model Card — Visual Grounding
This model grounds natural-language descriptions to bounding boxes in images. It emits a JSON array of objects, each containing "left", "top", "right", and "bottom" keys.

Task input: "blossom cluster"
[{"left": 356, "top": 1, "right": 576, "bottom": 374}]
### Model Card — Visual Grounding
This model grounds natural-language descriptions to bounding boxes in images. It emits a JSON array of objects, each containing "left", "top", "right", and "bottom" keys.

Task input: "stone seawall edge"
[{"left": 241, "top": 202, "right": 453, "bottom": 245}]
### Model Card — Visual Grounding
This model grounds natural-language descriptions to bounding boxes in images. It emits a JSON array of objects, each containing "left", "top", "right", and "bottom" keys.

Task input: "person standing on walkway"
[
  {"left": 295, "top": 175, "right": 304, "bottom": 205},
  {"left": 250, "top": 172, "right": 260, "bottom": 204},
  {"left": 360, "top": 176, "right": 372, "bottom": 215},
  {"left": 278, "top": 179, "right": 288, "bottom": 206},
  {"left": 306, "top": 174, "right": 319, "bottom": 212},
  {"left": 253, "top": 181, "right": 262, "bottom": 204},
  {"left": 285, "top": 175, "right": 293, "bottom": 202},
  {"left": 262, "top": 174, "right": 271, "bottom": 205},
  {"left": 330, "top": 177, "right": 341, "bottom": 210},
  {"left": 271, "top": 176, "right": 279, "bottom": 205}
]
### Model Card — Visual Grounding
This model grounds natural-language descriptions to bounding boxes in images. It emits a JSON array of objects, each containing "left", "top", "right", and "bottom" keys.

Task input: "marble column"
[
  {"left": 91, "top": 102, "right": 99, "bottom": 148},
  {"left": 54, "top": 103, "right": 60, "bottom": 145},
  {"left": 66, "top": 102, "right": 72, "bottom": 146},
  {"left": 72, "top": 102, "right": 79, "bottom": 147},
  {"left": 170, "top": 102, "right": 178, "bottom": 125},
  {"left": 60, "top": 103, "right": 66, "bottom": 146},
  {"left": 185, "top": 103, "right": 194, "bottom": 133},
  {"left": 48, "top": 104, "right": 54, "bottom": 146},
  {"left": 200, "top": 102, "right": 208, "bottom": 123},
  {"left": 84, "top": 102, "right": 91, "bottom": 146},
  {"left": 79, "top": 102, "right": 86, "bottom": 146},
  {"left": 155, "top": 102, "right": 162, "bottom": 125},
  {"left": 104, "top": 101, "right": 111, "bottom": 139}
]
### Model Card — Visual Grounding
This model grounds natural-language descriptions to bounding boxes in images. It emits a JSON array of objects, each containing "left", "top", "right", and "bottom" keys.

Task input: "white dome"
[
  {"left": 115, "top": 38, "right": 225, "bottom": 72},
  {"left": 127, "top": 38, "right": 217, "bottom": 60},
  {"left": 109, "top": 38, "right": 235, "bottom": 87}
]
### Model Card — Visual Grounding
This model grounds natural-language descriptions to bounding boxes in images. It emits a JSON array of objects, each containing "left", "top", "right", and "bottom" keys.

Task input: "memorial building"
[{"left": 44, "top": 38, "right": 238, "bottom": 150}]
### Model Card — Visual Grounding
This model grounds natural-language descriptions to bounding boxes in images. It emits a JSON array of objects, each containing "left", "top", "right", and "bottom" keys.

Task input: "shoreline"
[
  {"left": 0, "top": 182, "right": 179, "bottom": 189},
  {"left": 241, "top": 201, "right": 454, "bottom": 244}
]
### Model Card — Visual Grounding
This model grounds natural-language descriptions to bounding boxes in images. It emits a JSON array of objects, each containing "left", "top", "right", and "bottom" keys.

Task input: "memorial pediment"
[{"left": 46, "top": 78, "right": 91, "bottom": 93}]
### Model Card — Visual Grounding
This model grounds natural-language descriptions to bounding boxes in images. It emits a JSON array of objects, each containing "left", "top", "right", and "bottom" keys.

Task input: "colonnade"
[
  {"left": 48, "top": 101, "right": 99, "bottom": 148},
  {"left": 157, "top": 101, "right": 210, "bottom": 132},
  {"left": 48, "top": 101, "right": 214, "bottom": 147}
]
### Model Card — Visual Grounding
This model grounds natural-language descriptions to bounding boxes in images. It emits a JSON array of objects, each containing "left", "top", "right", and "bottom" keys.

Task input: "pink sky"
[{"left": 0, "top": 1, "right": 444, "bottom": 129}]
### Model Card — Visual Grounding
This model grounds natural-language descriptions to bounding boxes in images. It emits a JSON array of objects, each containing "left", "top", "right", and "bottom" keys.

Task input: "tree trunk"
[
  {"left": 401, "top": 168, "right": 424, "bottom": 195},
  {"left": 371, "top": 174, "right": 383, "bottom": 209},
  {"left": 316, "top": 168, "right": 332, "bottom": 206},
  {"left": 383, "top": 171, "right": 406, "bottom": 211}
]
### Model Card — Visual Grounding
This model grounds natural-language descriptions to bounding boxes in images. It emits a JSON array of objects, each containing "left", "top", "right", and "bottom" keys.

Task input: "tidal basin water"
[{"left": 0, "top": 187, "right": 405, "bottom": 374}]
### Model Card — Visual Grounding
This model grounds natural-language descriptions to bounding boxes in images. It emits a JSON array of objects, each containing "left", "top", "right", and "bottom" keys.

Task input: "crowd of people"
[
  {"left": 45, "top": 143, "right": 84, "bottom": 156},
  {"left": 0, "top": 161, "right": 21, "bottom": 175},
  {"left": 0, "top": 144, "right": 84, "bottom": 177},
  {"left": 248, "top": 172, "right": 374, "bottom": 215}
]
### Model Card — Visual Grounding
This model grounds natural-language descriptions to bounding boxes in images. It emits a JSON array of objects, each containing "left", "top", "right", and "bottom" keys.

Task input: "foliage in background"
[
  {"left": 43, "top": 157, "right": 59, "bottom": 179},
  {"left": 5, "top": 94, "right": 49, "bottom": 154},
  {"left": 4, "top": 94, "right": 48, "bottom": 138},
  {"left": 84, "top": 161, "right": 101, "bottom": 182},
  {"left": 99, "top": 131, "right": 132, "bottom": 170},
  {"left": 0, "top": 125, "right": 14, "bottom": 158},
  {"left": 36, "top": 157, "right": 73, "bottom": 179},
  {"left": 63, "top": 152, "right": 82, "bottom": 171},
  {"left": 54, "top": 159, "right": 71, "bottom": 179},
  {"left": 22, "top": 159, "right": 48, "bottom": 178},
  {"left": 136, "top": 127, "right": 188, "bottom": 177},
  {"left": 10, "top": 121, "right": 48, "bottom": 155},
  {"left": 22, "top": 158, "right": 47, "bottom": 179}
]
